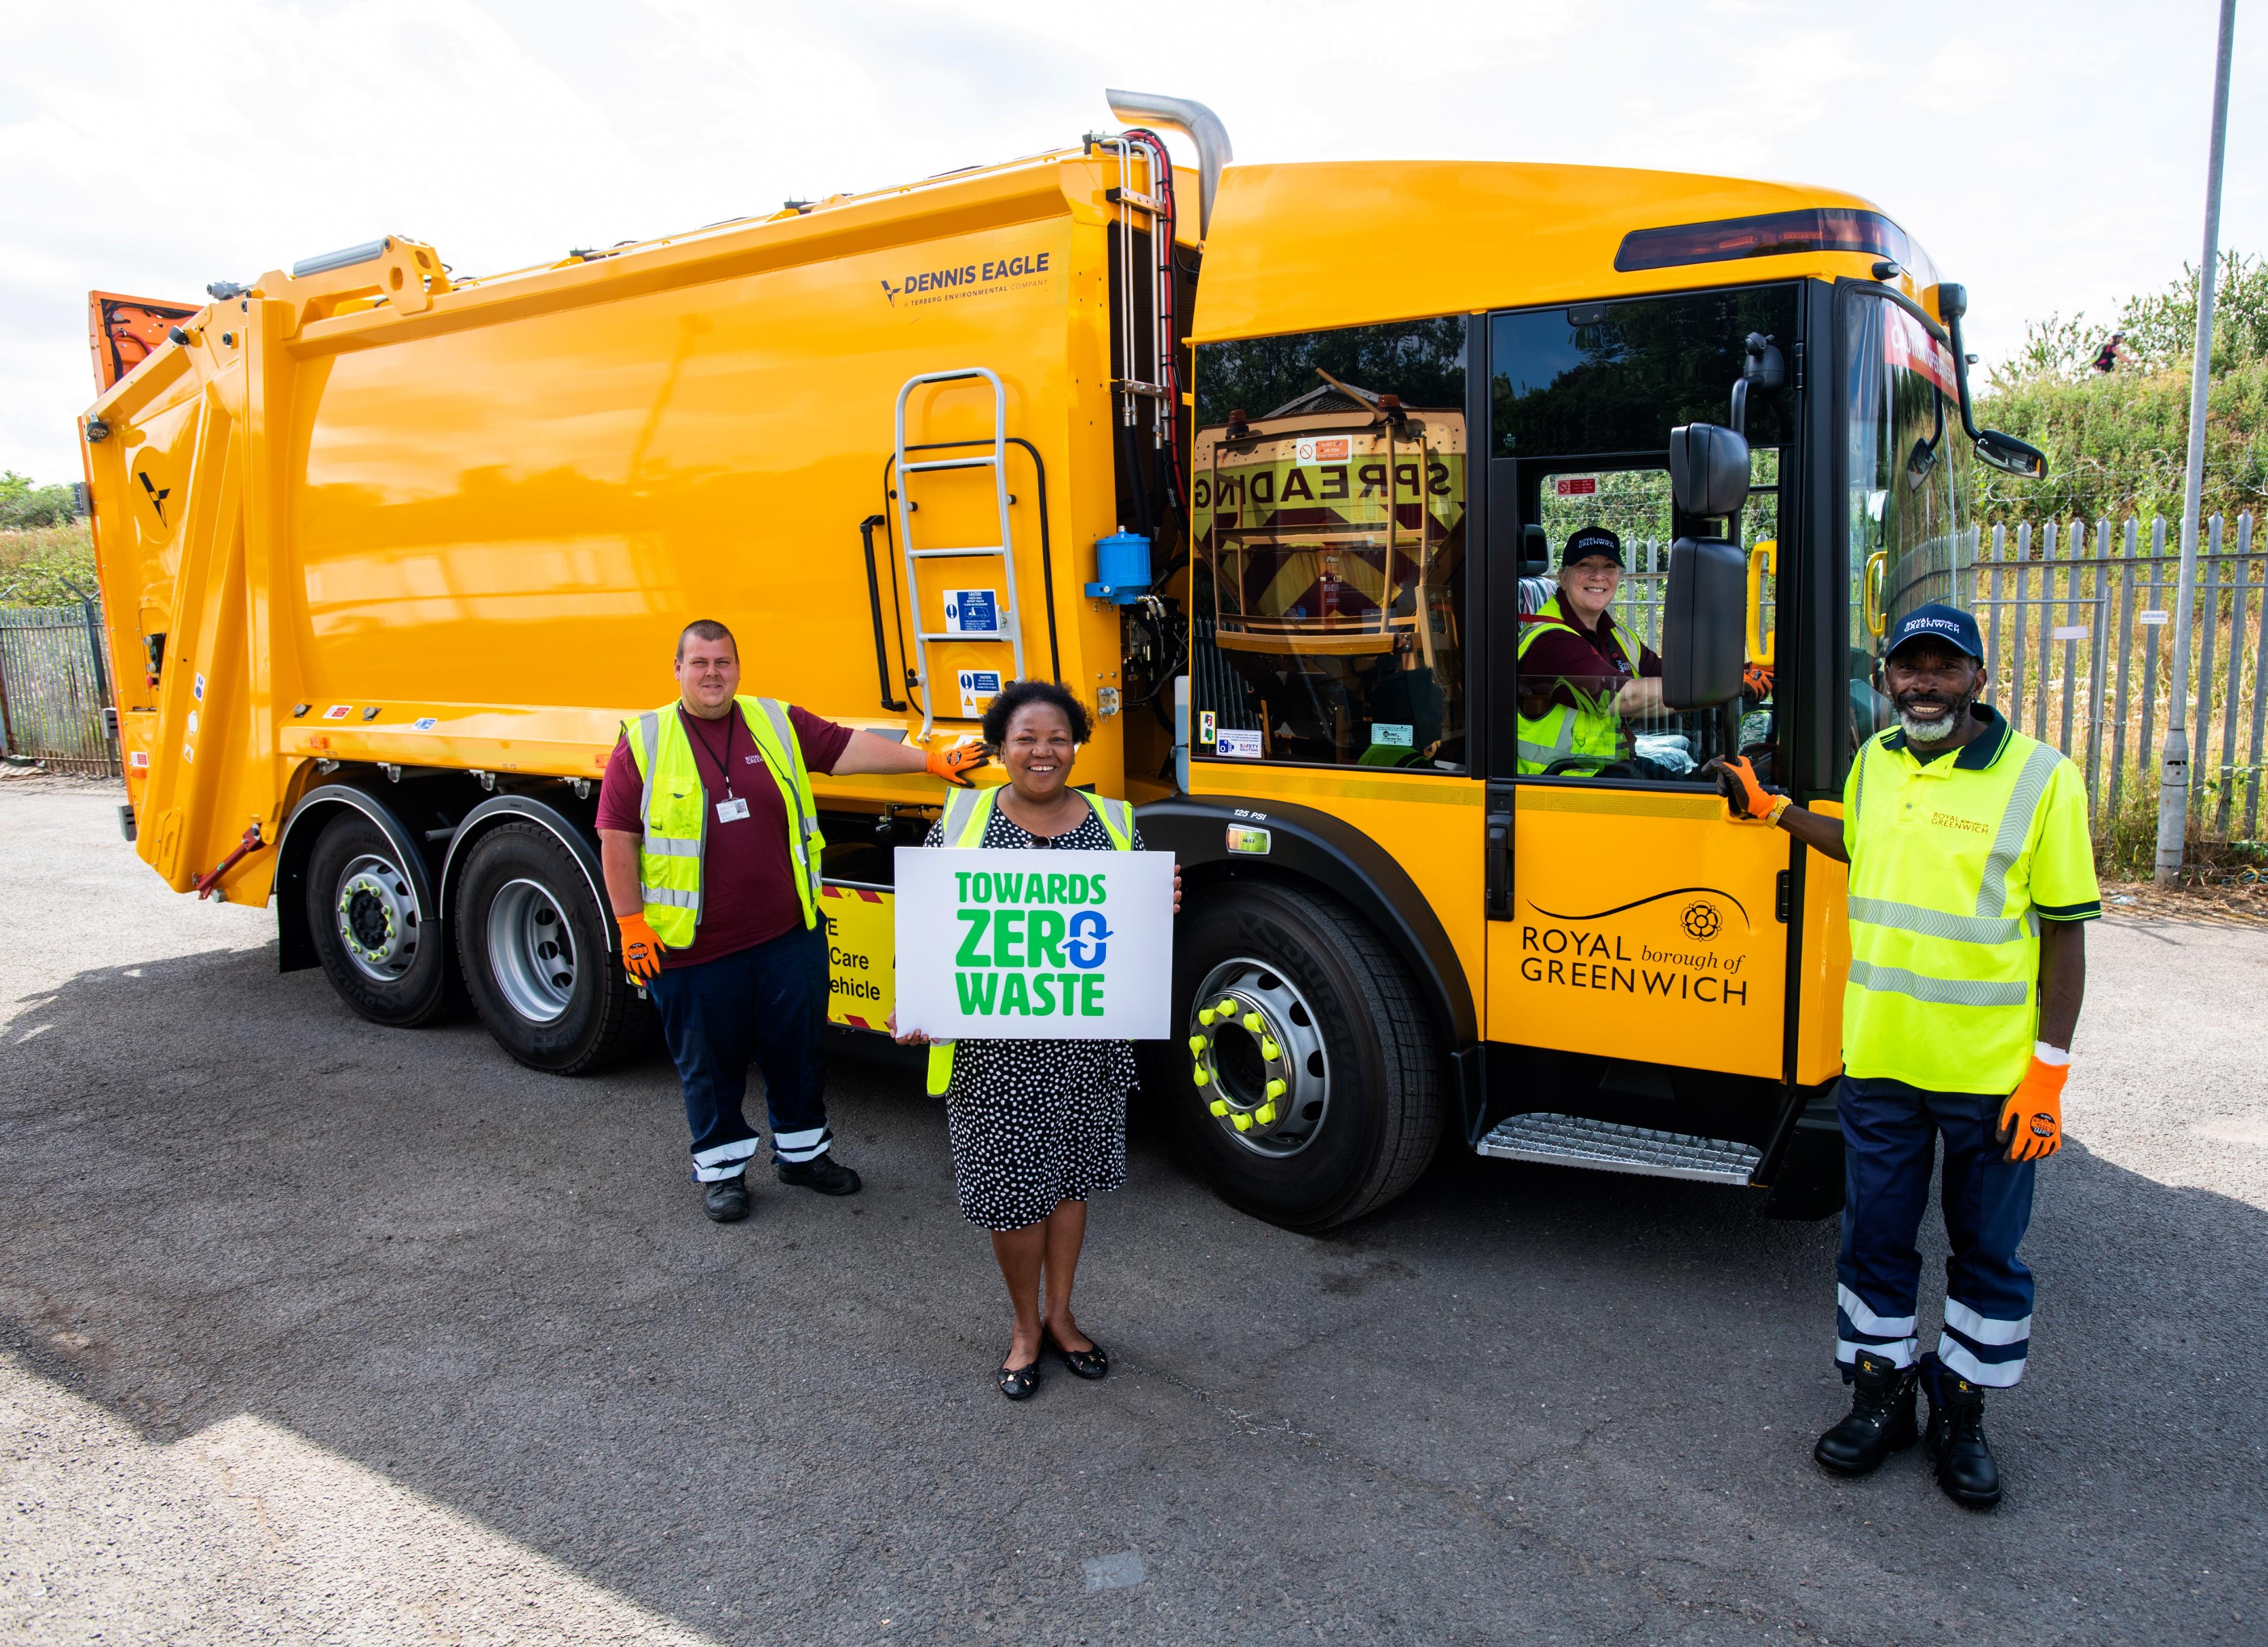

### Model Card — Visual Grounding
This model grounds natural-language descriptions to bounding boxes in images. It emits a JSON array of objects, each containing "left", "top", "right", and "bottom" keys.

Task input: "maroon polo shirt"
[
  {"left": 596, "top": 703, "right": 854, "bottom": 968},
  {"left": 1518, "top": 606, "right": 1662, "bottom": 712}
]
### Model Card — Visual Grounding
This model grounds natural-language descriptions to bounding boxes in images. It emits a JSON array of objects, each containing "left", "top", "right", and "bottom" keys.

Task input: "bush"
[{"left": 0, "top": 521, "right": 99, "bottom": 608}]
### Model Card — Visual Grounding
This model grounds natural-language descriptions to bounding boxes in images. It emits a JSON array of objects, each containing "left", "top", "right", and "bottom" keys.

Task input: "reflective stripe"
[
  {"left": 1936, "top": 1336, "right": 2025, "bottom": 1387},
  {"left": 1976, "top": 742, "right": 2065, "bottom": 917},
  {"left": 1944, "top": 1299, "right": 2031, "bottom": 1346},
  {"left": 1847, "top": 896, "right": 2037, "bottom": 945},
  {"left": 1836, "top": 1336, "right": 1918, "bottom": 1369},
  {"left": 748, "top": 696, "right": 820, "bottom": 854},
  {"left": 641, "top": 835, "right": 701, "bottom": 858},
  {"left": 640, "top": 884, "right": 699, "bottom": 908},
  {"left": 942, "top": 787, "right": 989, "bottom": 846},
  {"left": 772, "top": 1124, "right": 833, "bottom": 1163},
  {"left": 1837, "top": 1283, "right": 1917, "bottom": 1338},
  {"left": 1848, "top": 958, "right": 2029, "bottom": 1007},
  {"left": 692, "top": 1137, "right": 762, "bottom": 1169}
]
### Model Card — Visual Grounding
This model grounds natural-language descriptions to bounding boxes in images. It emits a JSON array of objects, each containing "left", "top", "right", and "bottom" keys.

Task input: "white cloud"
[{"left": 3, "top": 0, "right": 2262, "bottom": 480}]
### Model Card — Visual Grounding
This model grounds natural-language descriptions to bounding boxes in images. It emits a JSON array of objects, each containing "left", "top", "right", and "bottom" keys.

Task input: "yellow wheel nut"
[
  {"left": 1217, "top": 996, "right": 1237, "bottom": 1016},
  {"left": 1255, "top": 1103, "right": 1278, "bottom": 1125},
  {"left": 1260, "top": 1038, "right": 1280, "bottom": 1061},
  {"left": 1209, "top": 1099, "right": 1229, "bottom": 1118},
  {"left": 1231, "top": 1112, "right": 1253, "bottom": 1132},
  {"left": 1192, "top": 1066, "right": 1210, "bottom": 1087},
  {"left": 1188, "top": 1033, "right": 1209, "bottom": 1054},
  {"left": 1242, "top": 1012, "right": 1263, "bottom": 1033},
  {"left": 1265, "top": 1077, "right": 1286, "bottom": 1100},
  {"left": 1199, "top": 1007, "right": 1217, "bottom": 1027}
]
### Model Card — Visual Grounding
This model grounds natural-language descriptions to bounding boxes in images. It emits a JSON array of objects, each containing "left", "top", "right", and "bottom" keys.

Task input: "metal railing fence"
[{"left": 0, "top": 604, "right": 119, "bottom": 777}]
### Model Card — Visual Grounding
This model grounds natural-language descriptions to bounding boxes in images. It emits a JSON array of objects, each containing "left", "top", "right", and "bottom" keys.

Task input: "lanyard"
[{"left": 682, "top": 705, "right": 741, "bottom": 799}]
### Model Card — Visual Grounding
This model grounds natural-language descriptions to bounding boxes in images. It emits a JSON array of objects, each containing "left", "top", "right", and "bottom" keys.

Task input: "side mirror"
[
  {"left": 1520, "top": 523, "right": 1549, "bottom": 577},
  {"left": 1975, "top": 429, "right": 2047, "bottom": 479},
  {"left": 1660, "top": 536, "right": 1746, "bottom": 710},
  {"left": 1668, "top": 423, "right": 1751, "bottom": 520}
]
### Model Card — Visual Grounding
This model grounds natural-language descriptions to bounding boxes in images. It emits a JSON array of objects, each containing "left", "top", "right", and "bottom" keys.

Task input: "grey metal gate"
[{"left": 0, "top": 604, "right": 120, "bottom": 777}]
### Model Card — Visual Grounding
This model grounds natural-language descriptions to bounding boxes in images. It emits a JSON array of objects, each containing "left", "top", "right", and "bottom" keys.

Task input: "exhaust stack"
[{"left": 1105, "top": 89, "right": 1233, "bottom": 239}]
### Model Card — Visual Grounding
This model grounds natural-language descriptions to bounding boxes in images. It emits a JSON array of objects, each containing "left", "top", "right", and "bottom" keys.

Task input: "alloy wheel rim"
[
  {"left": 487, "top": 877, "right": 577, "bottom": 1024},
  {"left": 1186, "top": 958, "right": 1329, "bottom": 1157}
]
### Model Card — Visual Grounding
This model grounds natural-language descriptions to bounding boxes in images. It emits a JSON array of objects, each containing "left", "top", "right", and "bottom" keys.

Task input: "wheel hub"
[
  {"left": 336, "top": 856, "right": 417, "bottom": 981},
  {"left": 1186, "top": 959, "right": 1329, "bottom": 1157},
  {"left": 486, "top": 877, "right": 578, "bottom": 1025}
]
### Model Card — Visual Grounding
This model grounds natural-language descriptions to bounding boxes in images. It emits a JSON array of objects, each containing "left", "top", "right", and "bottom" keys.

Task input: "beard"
[{"left": 1897, "top": 691, "right": 1973, "bottom": 743}]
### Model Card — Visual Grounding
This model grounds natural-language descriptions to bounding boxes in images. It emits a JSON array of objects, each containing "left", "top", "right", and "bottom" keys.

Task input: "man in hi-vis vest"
[
  {"left": 1715, "top": 604, "right": 2097, "bottom": 1510},
  {"left": 597, "top": 619, "right": 985, "bottom": 1222}
]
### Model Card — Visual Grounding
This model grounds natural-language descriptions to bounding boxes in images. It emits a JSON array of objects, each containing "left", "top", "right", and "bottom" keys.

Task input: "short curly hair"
[{"left": 981, "top": 679, "right": 1094, "bottom": 747}]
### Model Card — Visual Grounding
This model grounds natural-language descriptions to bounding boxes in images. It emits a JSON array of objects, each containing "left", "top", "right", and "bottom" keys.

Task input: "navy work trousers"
[
  {"left": 1834, "top": 1075, "right": 2036, "bottom": 1388},
  {"left": 646, "top": 922, "right": 834, "bottom": 1181}
]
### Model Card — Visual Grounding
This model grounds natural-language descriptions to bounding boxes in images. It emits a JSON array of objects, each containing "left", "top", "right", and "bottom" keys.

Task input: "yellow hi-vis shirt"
[{"left": 1841, "top": 705, "right": 2100, "bottom": 1095}]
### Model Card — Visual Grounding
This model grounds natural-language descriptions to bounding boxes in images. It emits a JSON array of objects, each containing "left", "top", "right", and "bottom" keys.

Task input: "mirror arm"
[
  {"left": 1728, "top": 377, "right": 1750, "bottom": 437},
  {"left": 1943, "top": 307, "right": 1989, "bottom": 446}
]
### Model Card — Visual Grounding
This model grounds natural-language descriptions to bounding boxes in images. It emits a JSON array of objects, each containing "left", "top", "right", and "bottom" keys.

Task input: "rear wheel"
[
  {"left": 306, "top": 813, "right": 453, "bottom": 1027},
  {"left": 455, "top": 822, "right": 653, "bottom": 1073},
  {"left": 1159, "top": 880, "right": 1443, "bottom": 1230}
]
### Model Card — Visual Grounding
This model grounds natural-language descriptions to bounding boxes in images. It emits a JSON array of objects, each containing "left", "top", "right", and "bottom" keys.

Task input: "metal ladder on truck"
[{"left": 893, "top": 366, "right": 1027, "bottom": 741}]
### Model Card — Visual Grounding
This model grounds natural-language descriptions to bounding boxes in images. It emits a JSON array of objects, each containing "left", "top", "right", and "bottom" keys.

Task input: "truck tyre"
[
  {"left": 306, "top": 812, "right": 454, "bottom": 1027},
  {"left": 454, "top": 821, "right": 654, "bottom": 1074},
  {"left": 1159, "top": 880, "right": 1443, "bottom": 1231}
]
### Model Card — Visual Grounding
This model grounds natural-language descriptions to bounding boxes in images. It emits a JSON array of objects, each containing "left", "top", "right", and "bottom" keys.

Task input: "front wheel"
[
  {"left": 1158, "top": 880, "right": 1443, "bottom": 1230},
  {"left": 455, "top": 822, "right": 654, "bottom": 1073}
]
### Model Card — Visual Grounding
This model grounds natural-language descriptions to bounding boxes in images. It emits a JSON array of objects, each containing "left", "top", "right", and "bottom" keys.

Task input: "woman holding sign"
[{"left": 892, "top": 680, "right": 1179, "bottom": 1401}]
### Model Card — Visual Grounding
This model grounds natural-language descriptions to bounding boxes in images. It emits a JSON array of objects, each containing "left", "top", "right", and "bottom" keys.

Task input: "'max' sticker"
[{"left": 1215, "top": 728, "right": 1262, "bottom": 759}]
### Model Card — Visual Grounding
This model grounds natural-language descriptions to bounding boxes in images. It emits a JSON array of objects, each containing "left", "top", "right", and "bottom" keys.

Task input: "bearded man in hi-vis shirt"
[{"left": 1712, "top": 603, "right": 2098, "bottom": 1510}]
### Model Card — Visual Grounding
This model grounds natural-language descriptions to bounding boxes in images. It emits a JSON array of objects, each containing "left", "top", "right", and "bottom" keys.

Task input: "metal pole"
[{"left": 2157, "top": 0, "right": 2240, "bottom": 881}]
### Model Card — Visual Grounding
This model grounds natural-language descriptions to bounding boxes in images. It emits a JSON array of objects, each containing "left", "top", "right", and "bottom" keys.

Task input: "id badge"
[{"left": 715, "top": 796, "right": 750, "bottom": 823}]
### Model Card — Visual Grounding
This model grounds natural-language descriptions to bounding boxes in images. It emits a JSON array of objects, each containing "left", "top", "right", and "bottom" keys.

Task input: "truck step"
[{"left": 1476, "top": 1112, "right": 1761, "bottom": 1186}]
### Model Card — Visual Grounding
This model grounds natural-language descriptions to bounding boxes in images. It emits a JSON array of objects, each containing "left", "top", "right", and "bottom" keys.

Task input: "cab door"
[{"left": 1479, "top": 291, "right": 1799, "bottom": 1081}]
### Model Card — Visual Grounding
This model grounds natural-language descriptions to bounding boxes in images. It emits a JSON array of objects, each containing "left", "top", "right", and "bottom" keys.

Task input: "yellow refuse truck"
[{"left": 80, "top": 91, "right": 2040, "bottom": 1229}]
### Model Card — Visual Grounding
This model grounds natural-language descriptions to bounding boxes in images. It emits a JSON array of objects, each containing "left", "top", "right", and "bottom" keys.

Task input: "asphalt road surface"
[{"left": 4, "top": 776, "right": 2263, "bottom": 1646}]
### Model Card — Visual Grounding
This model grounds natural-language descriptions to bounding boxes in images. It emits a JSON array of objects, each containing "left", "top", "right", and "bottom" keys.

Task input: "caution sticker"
[
  {"left": 943, "top": 589, "right": 1000, "bottom": 634},
  {"left": 958, "top": 668, "right": 1004, "bottom": 719}
]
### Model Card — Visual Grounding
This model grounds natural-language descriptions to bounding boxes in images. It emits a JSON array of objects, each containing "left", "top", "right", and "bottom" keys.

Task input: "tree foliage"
[
  {"left": 0, "top": 471, "right": 81, "bottom": 531},
  {"left": 1972, "top": 253, "right": 2268, "bottom": 526}
]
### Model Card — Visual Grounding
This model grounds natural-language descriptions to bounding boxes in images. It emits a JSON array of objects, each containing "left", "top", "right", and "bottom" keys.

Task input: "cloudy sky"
[{"left": 3, "top": 0, "right": 2259, "bottom": 483}]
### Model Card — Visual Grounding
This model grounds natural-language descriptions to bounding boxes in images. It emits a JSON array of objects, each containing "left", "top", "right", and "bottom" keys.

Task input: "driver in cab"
[{"left": 1515, "top": 526, "right": 1666, "bottom": 776}]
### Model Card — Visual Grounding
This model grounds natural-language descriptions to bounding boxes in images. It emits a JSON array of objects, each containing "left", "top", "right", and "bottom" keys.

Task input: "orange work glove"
[
  {"left": 616, "top": 912, "right": 667, "bottom": 982},
  {"left": 926, "top": 736, "right": 989, "bottom": 789},
  {"left": 1714, "top": 755, "right": 1777, "bottom": 823},
  {"left": 1998, "top": 1056, "right": 2068, "bottom": 1161},
  {"left": 1743, "top": 662, "right": 1775, "bottom": 700}
]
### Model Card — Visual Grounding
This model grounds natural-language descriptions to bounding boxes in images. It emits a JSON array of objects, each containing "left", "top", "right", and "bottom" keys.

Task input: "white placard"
[
  {"left": 2051, "top": 626, "right": 2090, "bottom": 641},
  {"left": 956, "top": 668, "right": 1004, "bottom": 718},
  {"left": 892, "top": 845, "right": 1175, "bottom": 1040},
  {"left": 2138, "top": 611, "right": 2170, "bottom": 626},
  {"left": 1215, "top": 727, "right": 1262, "bottom": 759}
]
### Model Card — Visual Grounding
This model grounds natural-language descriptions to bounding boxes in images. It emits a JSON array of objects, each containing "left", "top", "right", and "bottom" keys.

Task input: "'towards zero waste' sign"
[{"left": 891, "top": 845, "right": 1174, "bottom": 1040}]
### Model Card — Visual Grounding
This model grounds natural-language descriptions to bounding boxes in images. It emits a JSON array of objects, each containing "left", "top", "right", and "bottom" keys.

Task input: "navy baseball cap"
[
  {"left": 1563, "top": 525, "right": 1623, "bottom": 567},
  {"left": 1886, "top": 603, "right": 1985, "bottom": 663}
]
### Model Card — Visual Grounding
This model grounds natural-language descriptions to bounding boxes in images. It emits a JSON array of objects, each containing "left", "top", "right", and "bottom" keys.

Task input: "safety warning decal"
[
  {"left": 1198, "top": 709, "right": 1217, "bottom": 746},
  {"left": 820, "top": 882, "right": 894, "bottom": 1031},
  {"left": 1293, "top": 437, "right": 1351, "bottom": 464},
  {"left": 1215, "top": 727, "right": 1262, "bottom": 759},
  {"left": 1554, "top": 477, "right": 1598, "bottom": 497},
  {"left": 943, "top": 589, "right": 1000, "bottom": 634},
  {"left": 322, "top": 705, "right": 351, "bottom": 720},
  {"left": 958, "top": 669, "right": 1004, "bottom": 719}
]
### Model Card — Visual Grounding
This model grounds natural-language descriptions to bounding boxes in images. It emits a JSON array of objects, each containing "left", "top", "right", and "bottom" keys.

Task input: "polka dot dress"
[{"left": 922, "top": 801, "right": 1139, "bottom": 1232}]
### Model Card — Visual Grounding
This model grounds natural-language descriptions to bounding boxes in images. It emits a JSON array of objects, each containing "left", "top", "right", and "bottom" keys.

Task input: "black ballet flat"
[
  {"left": 999, "top": 1358, "right": 1042, "bottom": 1401},
  {"left": 1044, "top": 1330, "right": 1109, "bottom": 1381}
]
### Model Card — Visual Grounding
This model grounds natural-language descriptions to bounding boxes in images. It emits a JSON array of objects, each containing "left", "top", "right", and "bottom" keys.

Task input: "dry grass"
[{"left": 0, "top": 521, "right": 97, "bottom": 607}]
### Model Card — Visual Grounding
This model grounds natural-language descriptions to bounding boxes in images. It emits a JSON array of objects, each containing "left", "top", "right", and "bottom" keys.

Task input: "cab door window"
[{"left": 1489, "top": 285, "right": 1798, "bottom": 783}]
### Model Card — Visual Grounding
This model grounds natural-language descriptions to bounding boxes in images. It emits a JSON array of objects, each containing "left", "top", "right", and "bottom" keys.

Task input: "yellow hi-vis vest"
[
  {"left": 1841, "top": 706, "right": 2101, "bottom": 1094},
  {"left": 625, "top": 696, "right": 825, "bottom": 949},
  {"left": 1514, "top": 596, "right": 1632, "bottom": 775},
  {"left": 924, "top": 785, "right": 1136, "bottom": 1097}
]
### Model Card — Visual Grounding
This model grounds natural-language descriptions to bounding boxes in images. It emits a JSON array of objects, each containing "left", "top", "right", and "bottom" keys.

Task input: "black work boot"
[
  {"left": 1922, "top": 1353, "right": 2002, "bottom": 1509},
  {"left": 777, "top": 1152, "right": 862, "bottom": 1196},
  {"left": 703, "top": 1173, "right": 751, "bottom": 1222},
  {"left": 1813, "top": 1350, "right": 1919, "bottom": 1476}
]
